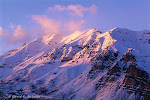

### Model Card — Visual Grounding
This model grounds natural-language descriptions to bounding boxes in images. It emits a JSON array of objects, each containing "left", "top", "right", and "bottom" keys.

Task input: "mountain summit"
[{"left": 0, "top": 28, "right": 150, "bottom": 100}]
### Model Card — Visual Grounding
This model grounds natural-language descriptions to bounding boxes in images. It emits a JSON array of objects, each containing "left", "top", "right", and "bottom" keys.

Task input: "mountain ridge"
[{"left": 0, "top": 27, "right": 150, "bottom": 100}]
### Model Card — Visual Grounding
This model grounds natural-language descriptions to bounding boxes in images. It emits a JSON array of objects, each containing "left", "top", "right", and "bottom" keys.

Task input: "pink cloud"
[
  {"left": 12, "top": 25, "right": 30, "bottom": 43},
  {"left": 0, "top": 27, "right": 3, "bottom": 36},
  {"left": 48, "top": 4, "right": 98, "bottom": 17},
  {"left": 64, "top": 20, "right": 85, "bottom": 32},
  {"left": 32, "top": 15, "right": 61, "bottom": 34},
  {"left": 32, "top": 15, "right": 85, "bottom": 35},
  {"left": 0, "top": 25, "right": 30, "bottom": 44},
  {"left": 89, "top": 4, "right": 98, "bottom": 14},
  {"left": 10, "top": 23, "right": 15, "bottom": 29},
  {"left": 50, "top": 5, "right": 66, "bottom": 11}
]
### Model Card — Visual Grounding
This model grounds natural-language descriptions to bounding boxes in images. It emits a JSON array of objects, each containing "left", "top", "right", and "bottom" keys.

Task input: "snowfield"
[{"left": 0, "top": 28, "right": 150, "bottom": 100}]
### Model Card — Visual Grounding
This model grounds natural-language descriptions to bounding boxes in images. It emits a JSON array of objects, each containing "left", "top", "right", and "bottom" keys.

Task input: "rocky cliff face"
[{"left": 0, "top": 28, "right": 150, "bottom": 100}]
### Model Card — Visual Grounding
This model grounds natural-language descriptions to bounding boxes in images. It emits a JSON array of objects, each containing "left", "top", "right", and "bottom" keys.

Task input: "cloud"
[
  {"left": 64, "top": 20, "right": 85, "bottom": 32},
  {"left": 10, "top": 23, "right": 15, "bottom": 29},
  {"left": 0, "top": 25, "right": 30, "bottom": 44},
  {"left": 32, "top": 15, "right": 61, "bottom": 34},
  {"left": 32, "top": 15, "right": 85, "bottom": 35},
  {"left": 48, "top": 4, "right": 97, "bottom": 17},
  {"left": 0, "top": 27, "right": 3, "bottom": 36},
  {"left": 12, "top": 25, "right": 30, "bottom": 43}
]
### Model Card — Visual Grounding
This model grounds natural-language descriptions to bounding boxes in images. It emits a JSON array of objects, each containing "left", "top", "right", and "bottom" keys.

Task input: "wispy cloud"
[
  {"left": 32, "top": 15, "right": 61, "bottom": 34},
  {"left": 48, "top": 4, "right": 97, "bottom": 17},
  {"left": 0, "top": 25, "right": 30, "bottom": 44},
  {"left": 0, "top": 27, "right": 3, "bottom": 36},
  {"left": 9, "top": 23, "right": 16, "bottom": 29},
  {"left": 12, "top": 25, "right": 30, "bottom": 44},
  {"left": 64, "top": 20, "right": 85, "bottom": 32},
  {"left": 32, "top": 15, "right": 85, "bottom": 35},
  {"left": 32, "top": 4, "right": 98, "bottom": 35}
]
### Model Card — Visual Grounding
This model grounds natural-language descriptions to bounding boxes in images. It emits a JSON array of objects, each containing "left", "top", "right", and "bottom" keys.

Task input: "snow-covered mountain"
[{"left": 0, "top": 28, "right": 150, "bottom": 100}]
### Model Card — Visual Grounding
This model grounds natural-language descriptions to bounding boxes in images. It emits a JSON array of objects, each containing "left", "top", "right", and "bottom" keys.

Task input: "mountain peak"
[{"left": 60, "top": 28, "right": 102, "bottom": 45}]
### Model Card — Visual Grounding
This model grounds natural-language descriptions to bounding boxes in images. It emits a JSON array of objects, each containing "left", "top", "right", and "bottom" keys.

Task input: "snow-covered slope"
[{"left": 0, "top": 28, "right": 150, "bottom": 100}]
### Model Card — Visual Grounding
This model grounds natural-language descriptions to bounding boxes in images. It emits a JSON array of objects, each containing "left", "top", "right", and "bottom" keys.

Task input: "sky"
[{"left": 0, "top": 0, "right": 150, "bottom": 55}]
